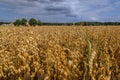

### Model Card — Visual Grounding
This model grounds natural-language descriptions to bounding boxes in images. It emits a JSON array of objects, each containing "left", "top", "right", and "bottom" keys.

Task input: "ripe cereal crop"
[{"left": 0, "top": 26, "right": 120, "bottom": 80}]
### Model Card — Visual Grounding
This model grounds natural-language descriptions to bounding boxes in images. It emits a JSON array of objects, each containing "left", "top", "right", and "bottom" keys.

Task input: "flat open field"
[{"left": 0, "top": 26, "right": 120, "bottom": 80}]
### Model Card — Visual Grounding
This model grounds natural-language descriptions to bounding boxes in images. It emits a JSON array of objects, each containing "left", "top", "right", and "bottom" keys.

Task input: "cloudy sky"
[{"left": 0, "top": 0, "right": 120, "bottom": 22}]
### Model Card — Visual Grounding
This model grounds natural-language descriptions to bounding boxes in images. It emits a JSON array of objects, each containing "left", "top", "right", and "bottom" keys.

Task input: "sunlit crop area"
[{"left": 0, "top": 26, "right": 120, "bottom": 80}]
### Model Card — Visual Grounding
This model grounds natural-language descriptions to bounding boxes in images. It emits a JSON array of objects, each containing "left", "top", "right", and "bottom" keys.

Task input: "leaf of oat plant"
[{"left": 86, "top": 37, "right": 92, "bottom": 64}]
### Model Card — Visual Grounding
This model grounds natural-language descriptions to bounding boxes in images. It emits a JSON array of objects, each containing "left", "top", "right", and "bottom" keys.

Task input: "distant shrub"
[
  {"left": 29, "top": 18, "right": 37, "bottom": 26},
  {"left": 21, "top": 18, "right": 27, "bottom": 26},
  {"left": 37, "top": 20, "right": 42, "bottom": 26},
  {"left": 13, "top": 19, "right": 21, "bottom": 26}
]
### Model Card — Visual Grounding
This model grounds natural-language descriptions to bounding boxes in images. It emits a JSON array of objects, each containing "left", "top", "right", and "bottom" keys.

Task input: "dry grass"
[{"left": 0, "top": 26, "right": 120, "bottom": 80}]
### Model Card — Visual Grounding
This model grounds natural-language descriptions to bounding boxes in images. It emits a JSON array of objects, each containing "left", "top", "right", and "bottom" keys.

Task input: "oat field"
[{"left": 0, "top": 26, "right": 120, "bottom": 80}]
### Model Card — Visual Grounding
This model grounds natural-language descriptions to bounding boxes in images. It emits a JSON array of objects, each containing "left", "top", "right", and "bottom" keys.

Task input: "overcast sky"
[{"left": 0, "top": 0, "right": 120, "bottom": 22}]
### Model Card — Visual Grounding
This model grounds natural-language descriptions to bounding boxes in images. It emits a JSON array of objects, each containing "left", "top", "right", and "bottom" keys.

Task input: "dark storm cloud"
[
  {"left": 26, "top": 0, "right": 64, "bottom": 3},
  {"left": 27, "top": 0, "right": 48, "bottom": 3},
  {"left": 0, "top": 0, "right": 36, "bottom": 7},
  {"left": 45, "top": 6, "right": 69, "bottom": 12},
  {"left": 50, "top": 0, "right": 64, "bottom": 2}
]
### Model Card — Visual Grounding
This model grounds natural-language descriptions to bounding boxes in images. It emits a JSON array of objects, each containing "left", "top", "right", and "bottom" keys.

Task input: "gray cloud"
[
  {"left": 0, "top": 0, "right": 120, "bottom": 22},
  {"left": 45, "top": 7, "right": 68, "bottom": 12}
]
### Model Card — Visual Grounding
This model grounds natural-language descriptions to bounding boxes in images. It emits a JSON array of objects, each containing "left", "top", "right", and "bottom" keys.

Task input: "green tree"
[
  {"left": 14, "top": 19, "right": 21, "bottom": 26},
  {"left": 37, "top": 20, "right": 42, "bottom": 26},
  {"left": 21, "top": 18, "right": 27, "bottom": 26},
  {"left": 29, "top": 18, "right": 37, "bottom": 26}
]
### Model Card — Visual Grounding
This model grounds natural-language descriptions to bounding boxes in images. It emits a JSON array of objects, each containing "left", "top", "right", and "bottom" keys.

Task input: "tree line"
[
  {"left": 14, "top": 18, "right": 120, "bottom": 26},
  {"left": 0, "top": 22, "right": 9, "bottom": 25},
  {"left": 41, "top": 22, "right": 120, "bottom": 26},
  {"left": 1, "top": 18, "right": 120, "bottom": 26},
  {"left": 13, "top": 18, "right": 42, "bottom": 26}
]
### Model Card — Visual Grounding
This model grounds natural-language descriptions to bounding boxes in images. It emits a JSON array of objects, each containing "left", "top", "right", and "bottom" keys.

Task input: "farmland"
[{"left": 0, "top": 26, "right": 120, "bottom": 80}]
